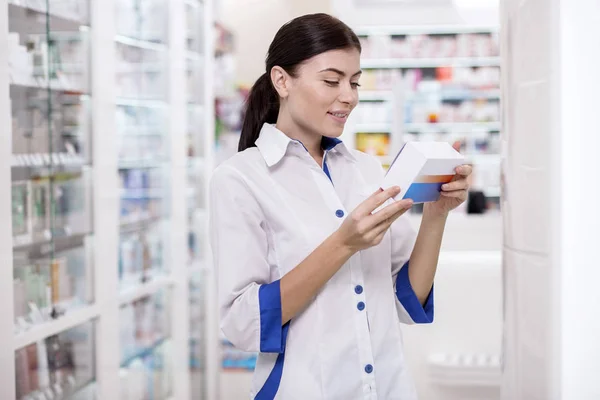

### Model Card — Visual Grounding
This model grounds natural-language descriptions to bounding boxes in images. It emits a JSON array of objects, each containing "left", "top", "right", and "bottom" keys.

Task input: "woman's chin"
[{"left": 324, "top": 125, "right": 345, "bottom": 138}]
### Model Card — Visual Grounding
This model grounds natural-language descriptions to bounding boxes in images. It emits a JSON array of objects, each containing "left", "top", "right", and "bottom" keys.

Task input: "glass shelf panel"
[{"left": 15, "top": 320, "right": 96, "bottom": 400}]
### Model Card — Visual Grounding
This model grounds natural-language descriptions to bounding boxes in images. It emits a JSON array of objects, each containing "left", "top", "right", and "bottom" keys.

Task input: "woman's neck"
[{"left": 275, "top": 114, "right": 323, "bottom": 164}]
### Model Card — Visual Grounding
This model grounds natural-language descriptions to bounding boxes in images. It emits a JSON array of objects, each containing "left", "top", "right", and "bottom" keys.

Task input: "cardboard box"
[{"left": 381, "top": 142, "right": 465, "bottom": 203}]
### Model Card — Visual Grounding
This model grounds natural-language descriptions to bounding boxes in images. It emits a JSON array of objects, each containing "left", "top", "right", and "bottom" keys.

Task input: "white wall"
[{"left": 218, "top": 0, "right": 331, "bottom": 86}]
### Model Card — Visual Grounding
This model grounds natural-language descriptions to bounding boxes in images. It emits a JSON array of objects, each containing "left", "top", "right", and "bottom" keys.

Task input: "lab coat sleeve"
[
  {"left": 209, "top": 165, "right": 288, "bottom": 354},
  {"left": 390, "top": 214, "right": 435, "bottom": 324}
]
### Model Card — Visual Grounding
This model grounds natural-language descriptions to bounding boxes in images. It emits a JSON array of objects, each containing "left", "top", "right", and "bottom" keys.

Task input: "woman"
[{"left": 210, "top": 13, "right": 471, "bottom": 400}]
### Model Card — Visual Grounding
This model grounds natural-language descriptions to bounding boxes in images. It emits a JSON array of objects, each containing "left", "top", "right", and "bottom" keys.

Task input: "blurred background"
[{"left": 2, "top": 0, "right": 598, "bottom": 399}]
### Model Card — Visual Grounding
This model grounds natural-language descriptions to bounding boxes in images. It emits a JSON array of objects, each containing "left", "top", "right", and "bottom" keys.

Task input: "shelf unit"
[
  {"left": 345, "top": 24, "right": 502, "bottom": 201},
  {"left": 1, "top": 1, "right": 217, "bottom": 399}
]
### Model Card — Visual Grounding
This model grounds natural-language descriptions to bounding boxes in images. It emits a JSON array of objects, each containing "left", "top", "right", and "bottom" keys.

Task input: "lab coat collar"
[{"left": 255, "top": 123, "right": 356, "bottom": 167}]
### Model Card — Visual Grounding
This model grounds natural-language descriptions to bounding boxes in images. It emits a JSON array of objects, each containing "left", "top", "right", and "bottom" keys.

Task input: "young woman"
[{"left": 210, "top": 13, "right": 472, "bottom": 400}]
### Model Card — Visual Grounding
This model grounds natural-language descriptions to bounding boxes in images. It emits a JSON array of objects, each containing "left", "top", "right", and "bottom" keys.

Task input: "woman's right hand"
[{"left": 335, "top": 186, "right": 413, "bottom": 253}]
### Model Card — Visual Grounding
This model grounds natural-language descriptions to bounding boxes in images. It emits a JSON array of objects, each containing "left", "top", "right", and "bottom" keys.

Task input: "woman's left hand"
[{"left": 424, "top": 142, "right": 472, "bottom": 217}]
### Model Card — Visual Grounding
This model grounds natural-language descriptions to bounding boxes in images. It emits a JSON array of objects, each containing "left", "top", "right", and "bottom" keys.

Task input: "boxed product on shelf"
[
  {"left": 115, "top": 44, "right": 167, "bottom": 100},
  {"left": 119, "top": 224, "right": 165, "bottom": 288},
  {"left": 119, "top": 340, "right": 173, "bottom": 400},
  {"left": 15, "top": 321, "right": 95, "bottom": 400},
  {"left": 360, "top": 32, "right": 499, "bottom": 60},
  {"left": 355, "top": 131, "right": 390, "bottom": 156},
  {"left": 11, "top": 172, "right": 91, "bottom": 247},
  {"left": 354, "top": 101, "right": 392, "bottom": 125},
  {"left": 119, "top": 293, "right": 172, "bottom": 385},
  {"left": 13, "top": 246, "right": 91, "bottom": 331},
  {"left": 119, "top": 168, "right": 165, "bottom": 224},
  {"left": 11, "top": 87, "right": 91, "bottom": 163},
  {"left": 185, "top": 0, "right": 205, "bottom": 54},
  {"left": 116, "top": 0, "right": 167, "bottom": 43}
]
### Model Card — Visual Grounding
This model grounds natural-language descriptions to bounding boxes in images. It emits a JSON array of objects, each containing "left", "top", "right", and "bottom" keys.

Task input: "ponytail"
[{"left": 238, "top": 72, "right": 279, "bottom": 152}]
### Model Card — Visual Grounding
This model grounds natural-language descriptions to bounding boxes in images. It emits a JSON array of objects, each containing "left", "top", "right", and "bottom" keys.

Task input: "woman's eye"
[
  {"left": 324, "top": 80, "right": 339, "bottom": 86},
  {"left": 351, "top": 82, "right": 361, "bottom": 88}
]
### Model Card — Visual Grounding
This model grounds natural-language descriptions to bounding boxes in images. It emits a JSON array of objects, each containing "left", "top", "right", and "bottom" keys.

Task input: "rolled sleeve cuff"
[
  {"left": 258, "top": 280, "right": 288, "bottom": 353},
  {"left": 395, "top": 261, "right": 434, "bottom": 324}
]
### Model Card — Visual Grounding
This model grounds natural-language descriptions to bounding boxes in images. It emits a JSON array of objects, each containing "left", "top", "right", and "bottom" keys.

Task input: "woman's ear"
[{"left": 270, "top": 66, "right": 290, "bottom": 99}]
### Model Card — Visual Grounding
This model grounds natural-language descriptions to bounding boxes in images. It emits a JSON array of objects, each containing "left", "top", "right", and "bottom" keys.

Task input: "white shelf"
[
  {"left": 186, "top": 51, "right": 203, "bottom": 61},
  {"left": 359, "top": 90, "right": 394, "bottom": 101},
  {"left": 466, "top": 153, "right": 501, "bottom": 164},
  {"left": 118, "top": 275, "right": 175, "bottom": 306},
  {"left": 8, "top": 0, "right": 86, "bottom": 27},
  {"left": 115, "top": 97, "right": 168, "bottom": 108},
  {"left": 355, "top": 25, "right": 499, "bottom": 36},
  {"left": 118, "top": 159, "right": 166, "bottom": 169},
  {"left": 114, "top": 35, "right": 167, "bottom": 52},
  {"left": 361, "top": 57, "right": 501, "bottom": 69},
  {"left": 405, "top": 121, "right": 501, "bottom": 132},
  {"left": 13, "top": 304, "right": 100, "bottom": 350},
  {"left": 10, "top": 74, "right": 87, "bottom": 94},
  {"left": 484, "top": 187, "right": 501, "bottom": 198},
  {"left": 184, "top": 0, "right": 201, "bottom": 7},
  {"left": 359, "top": 88, "right": 501, "bottom": 103},
  {"left": 354, "top": 123, "right": 392, "bottom": 133}
]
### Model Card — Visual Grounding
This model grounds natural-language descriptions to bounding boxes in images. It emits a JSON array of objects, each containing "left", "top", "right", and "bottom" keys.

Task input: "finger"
[
  {"left": 355, "top": 186, "right": 401, "bottom": 217},
  {"left": 455, "top": 164, "right": 472, "bottom": 177},
  {"left": 371, "top": 206, "right": 410, "bottom": 237},
  {"left": 452, "top": 141, "right": 462, "bottom": 153},
  {"left": 440, "top": 190, "right": 468, "bottom": 199},
  {"left": 369, "top": 198, "right": 413, "bottom": 226},
  {"left": 441, "top": 179, "right": 469, "bottom": 192}
]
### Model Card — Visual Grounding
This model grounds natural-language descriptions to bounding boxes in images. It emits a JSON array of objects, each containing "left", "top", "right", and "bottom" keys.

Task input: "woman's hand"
[
  {"left": 334, "top": 186, "right": 414, "bottom": 253},
  {"left": 424, "top": 142, "right": 472, "bottom": 217}
]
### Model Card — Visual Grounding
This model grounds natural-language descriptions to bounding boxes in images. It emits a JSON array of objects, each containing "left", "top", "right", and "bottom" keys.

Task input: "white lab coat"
[{"left": 210, "top": 123, "right": 434, "bottom": 399}]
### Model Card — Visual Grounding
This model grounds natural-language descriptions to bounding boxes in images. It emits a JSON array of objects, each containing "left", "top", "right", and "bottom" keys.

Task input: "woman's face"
[{"left": 283, "top": 48, "right": 361, "bottom": 138}]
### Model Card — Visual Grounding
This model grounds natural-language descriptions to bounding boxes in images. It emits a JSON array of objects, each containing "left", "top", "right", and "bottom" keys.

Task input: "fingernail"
[{"left": 442, "top": 184, "right": 448, "bottom": 190}]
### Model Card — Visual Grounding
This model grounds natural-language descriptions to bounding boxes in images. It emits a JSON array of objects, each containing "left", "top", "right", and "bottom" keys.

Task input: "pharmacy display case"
[
  {"left": 344, "top": 25, "right": 502, "bottom": 204},
  {"left": 1, "top": 0, "right": 217, "bottom": 399}
]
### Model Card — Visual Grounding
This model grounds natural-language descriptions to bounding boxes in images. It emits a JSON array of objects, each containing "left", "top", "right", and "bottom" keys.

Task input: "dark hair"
[{"left": 238, "top": 13, "right": 361, "bottom": 152}]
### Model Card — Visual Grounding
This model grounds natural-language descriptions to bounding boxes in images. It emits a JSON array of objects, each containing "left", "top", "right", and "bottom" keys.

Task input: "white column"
[
  {"left": 203, "top": 1, "right": 220, "bottom": 398},
  {"left": 91, "top": 0, "right": 121, "bottom": 398},
  {"left": 557, "top": 0, "right": 600, "bottom": 397},
  {"left": 0, "top": 1, "right": 17, "bottom": 399},
  {"left": 501, "top": 0, "right": 600, "bottom": 398},
  {"left": 168, "top": 0, "right": 191, "bottom": 399}
]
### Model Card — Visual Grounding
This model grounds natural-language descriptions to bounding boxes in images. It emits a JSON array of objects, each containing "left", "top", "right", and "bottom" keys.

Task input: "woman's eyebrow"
[{"left": 319, "top": 68, "right": 362, "bottom": 77}]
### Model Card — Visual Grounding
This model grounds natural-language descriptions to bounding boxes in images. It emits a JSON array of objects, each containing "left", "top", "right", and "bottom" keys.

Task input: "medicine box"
[{"left": 381, "top": 142, "right": 465, "bottom": 203}]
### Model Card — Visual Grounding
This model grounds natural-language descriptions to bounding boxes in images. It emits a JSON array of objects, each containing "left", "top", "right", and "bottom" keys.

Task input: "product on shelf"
[
  {"left": 355, "top": 132, "right": 391, "bottom": 156},
  {"left": 119, "top": 292, "right": 172, "bottom": 400},
  {"left": 15, "top": 321, "right": 95, "bottom": 400},
  {"left": 115, "top": 43, "right": 167, "bottom": 100},
  {"left": 11, "top": 173, "right": 90, "bottom": 247},
  {"left": 115, "top": 0, "right": 167, "bottom": 43},
  {"left": 359, "top": 32, "right": 499, "bottom": 60},
  {"left": 13, "top": 245, "right": 91, "bottom": 332},
  {"left": 119, "top": 168, "right": 165, "bottom": 225}
]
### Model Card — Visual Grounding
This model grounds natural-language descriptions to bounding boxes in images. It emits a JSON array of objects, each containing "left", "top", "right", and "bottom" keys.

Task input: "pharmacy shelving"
[
  {"left": 361, "top": 56, "right": 501, "bottom": 69},
  {"left": 349, "top": 24, "right": 502, "bottom": 201},
  {"left": 1, "top": 0, "right": 217, "bottom": 399},
  {"left": 185, "top": 0, "right": 218, "bottom": 399}
]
